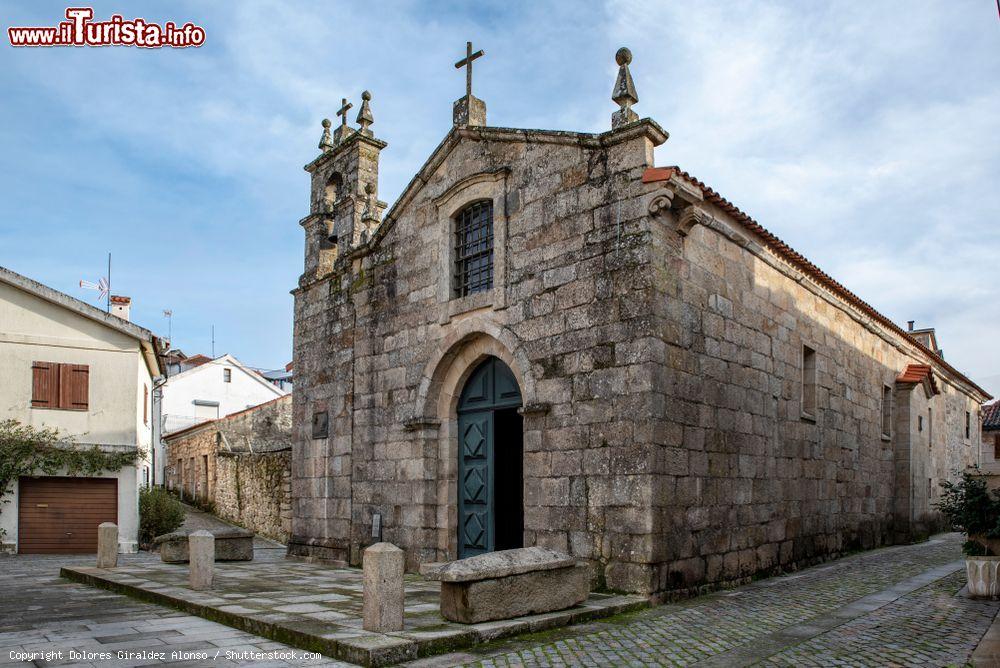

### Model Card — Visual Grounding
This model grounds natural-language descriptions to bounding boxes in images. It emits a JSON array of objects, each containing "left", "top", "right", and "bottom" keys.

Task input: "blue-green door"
[{"left": 457, "top": 357, "right": 522, "bottom": 559}]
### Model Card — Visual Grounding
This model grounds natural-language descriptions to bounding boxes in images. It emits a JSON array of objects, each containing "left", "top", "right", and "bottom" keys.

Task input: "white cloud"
[{"left": 1, "top": 1, "right": 997, "bottom": 390}]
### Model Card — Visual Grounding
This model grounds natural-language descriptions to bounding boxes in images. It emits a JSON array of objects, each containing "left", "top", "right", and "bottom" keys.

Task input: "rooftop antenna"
[
  {"left": 211, "top": 325, "right": 215, "bottom": 358},
  {"left": 78, "top": 251, "right": 111, "bottom": 311}
]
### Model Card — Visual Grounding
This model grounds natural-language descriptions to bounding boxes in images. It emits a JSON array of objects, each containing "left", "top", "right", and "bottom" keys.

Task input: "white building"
[
  {"left": 152, "top": 353, "right": 287, "bottom": 486},
  {"left": 0, "top": 267, "right": 162, "bottom": 554}
]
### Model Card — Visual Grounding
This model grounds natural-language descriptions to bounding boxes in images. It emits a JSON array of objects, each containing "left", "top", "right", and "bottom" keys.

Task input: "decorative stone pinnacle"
[
  {"left": 611, "top": 47, "right": 639, "bottom": 129},
  {"left": 453, "top": 41, "right": 487, "bottom": 127},
  {"left": 333, "top": 97, "right": 356, "bottom": 144},
  {"left": 356, "top": 90, "right": 374, "bottom": 137},
  {"left": 319, "top": 118, "right": 334, "bottom": 151}
]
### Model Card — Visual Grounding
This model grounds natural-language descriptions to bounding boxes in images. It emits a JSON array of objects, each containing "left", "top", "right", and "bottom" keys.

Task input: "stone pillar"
[
  {"left": 188, "top": 530, "right": 214, "bottom": 591},
  {"left": 362, "top": 542, "right": 404, "bottom": 632},
  {"left": 96, "top": 522, "right": 118, "bottom": 568}
]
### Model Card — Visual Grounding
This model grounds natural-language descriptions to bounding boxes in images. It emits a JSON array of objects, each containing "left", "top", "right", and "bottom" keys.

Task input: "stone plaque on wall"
[{"left": 311, "top": 410, "right": 329, "bottom": 439}]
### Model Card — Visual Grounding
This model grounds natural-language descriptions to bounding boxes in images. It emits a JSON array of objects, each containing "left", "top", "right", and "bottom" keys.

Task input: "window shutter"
[
  {"left": 143, "top": 385, "right": 148, "bottom": 424},
  {"left": 31, "top": 362, "right": 57, "bottom": 407},
  {"left": 64, "top": 364, "right": 89, "bottom": 410}
]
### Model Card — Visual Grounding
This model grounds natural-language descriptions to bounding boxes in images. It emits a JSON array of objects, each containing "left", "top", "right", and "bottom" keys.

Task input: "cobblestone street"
[
  {"left": 413, "top": 533, "right": 999, "bottom": 667},
  {"left": 1, "top": 533, "right": 996, "bottom": 667}
]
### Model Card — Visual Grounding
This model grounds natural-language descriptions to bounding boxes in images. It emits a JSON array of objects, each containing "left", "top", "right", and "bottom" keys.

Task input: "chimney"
[
  {"left": 110, "top": 295, "right": 131, "bottom": 321},
  {"left": 907, "top": 320, "right": 914, "bottom": 331}
]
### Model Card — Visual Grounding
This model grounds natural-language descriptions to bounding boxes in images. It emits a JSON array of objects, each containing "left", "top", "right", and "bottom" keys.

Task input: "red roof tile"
[
  {"left": 644, "top": 166, "right": 990, "bottom": 401},
  {"left": 896, "top": 364, "right": 939, "bottom": 395},
  {"left": 984, "top": 402, "right": 1000, "bottom": 431}
]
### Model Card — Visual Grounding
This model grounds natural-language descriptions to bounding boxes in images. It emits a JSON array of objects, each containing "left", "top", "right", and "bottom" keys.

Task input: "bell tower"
[{"left": 300, "top": 91, "right": 387, "bottom": 285}]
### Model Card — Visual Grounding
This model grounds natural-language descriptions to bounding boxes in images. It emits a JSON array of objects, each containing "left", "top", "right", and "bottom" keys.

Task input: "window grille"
[{"left": 454, "top": 200, "right": 494, "bottom": 297}]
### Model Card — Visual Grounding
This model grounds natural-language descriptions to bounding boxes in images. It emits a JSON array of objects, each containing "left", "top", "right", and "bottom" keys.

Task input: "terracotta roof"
[
  {"left": 182, "top": 354, "right": 212, "bottom": 367},
  {"left": 109, "top": 295, "right": 131, "bottom": 304},
  {"left": 643, "top": 166, "right": 990, "bottom": 400},
  {"left": 896, "top": 364, "right": 940, "bottom": 395},
  {"left": 984, "top": 402, "right": 1000, "bottom": 431}
]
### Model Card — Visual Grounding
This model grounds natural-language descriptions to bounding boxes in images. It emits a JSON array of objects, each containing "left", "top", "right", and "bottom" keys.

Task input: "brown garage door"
[{"left": 18, "top": 477, "right": 118, "bottom": 554}]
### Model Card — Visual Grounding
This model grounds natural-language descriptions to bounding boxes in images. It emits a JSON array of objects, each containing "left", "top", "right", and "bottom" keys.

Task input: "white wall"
[
  {"left": 0, "top": 281, "right": 152, "bottom": 553},
  {"left": 153, "top": 356, "right": 285, "bottom": 482}
]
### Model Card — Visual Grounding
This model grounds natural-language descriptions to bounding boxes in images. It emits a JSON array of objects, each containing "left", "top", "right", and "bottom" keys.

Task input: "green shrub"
[
  {"left": 936, "top": 470, "right": 1000, "bottom": 556},
  {"left": 139, "top": 486, "right": 185, "bottom": 547}
]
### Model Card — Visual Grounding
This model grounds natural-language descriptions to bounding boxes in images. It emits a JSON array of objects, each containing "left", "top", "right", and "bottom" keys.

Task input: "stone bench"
[
  {"left": 153, "top": 528, "right": 254, "bottom": 563},
  {"left": 421, "top": 546, "right": 589, "bottom": 623}
]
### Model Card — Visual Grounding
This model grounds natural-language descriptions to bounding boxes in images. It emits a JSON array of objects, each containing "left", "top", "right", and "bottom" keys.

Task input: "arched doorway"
[{"left": 457, "top": 356, "right": 523, "bottom": 558}]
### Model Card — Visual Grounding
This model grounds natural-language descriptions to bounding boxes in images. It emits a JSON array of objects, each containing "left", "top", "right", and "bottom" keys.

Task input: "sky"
[{"left": 1, "top": 1, "right": 998, "bottom": 395}]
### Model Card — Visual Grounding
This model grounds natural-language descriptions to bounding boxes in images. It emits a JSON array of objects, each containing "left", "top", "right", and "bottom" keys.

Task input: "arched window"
[
  {"left": 323, "top": 172, "right": 343, "bottom": 211},
  {"left": 454, "top": 200, "right": 493, "bottom": 297}
]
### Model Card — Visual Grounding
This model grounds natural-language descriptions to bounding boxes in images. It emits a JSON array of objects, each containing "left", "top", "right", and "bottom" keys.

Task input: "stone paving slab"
[
  {"left": 60, "top": 558, "right": 646, "bottom": 667},
  {"left": 0, "top": 552, "right": 347, "bottom": 667}
]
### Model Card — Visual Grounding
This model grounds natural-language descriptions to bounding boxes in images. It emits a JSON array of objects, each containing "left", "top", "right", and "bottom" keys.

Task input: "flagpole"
[{"left": 107, "top": 252, "right": 111, "bottom": 313}]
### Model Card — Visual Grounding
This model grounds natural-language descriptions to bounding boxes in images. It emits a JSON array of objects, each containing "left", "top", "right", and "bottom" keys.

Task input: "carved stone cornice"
[{"left": 646, "top": 173, "right": 707, "bottom": 237}]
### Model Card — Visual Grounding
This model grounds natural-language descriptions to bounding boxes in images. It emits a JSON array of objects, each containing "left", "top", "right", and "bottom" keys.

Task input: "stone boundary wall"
[
  {"left": 165, "top": 395, "right": 292, "bottom": 543},
  {"left": 214, "top": 449, "right": 291, "bottom": 543}
]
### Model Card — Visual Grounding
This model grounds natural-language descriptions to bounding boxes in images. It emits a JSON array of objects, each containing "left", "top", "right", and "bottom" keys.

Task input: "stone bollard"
[
  {"left": 362, "top": 542, "right": 404, "bottom": 632},
  {"left": 188, "top": 530, "right": 215, "bottom": 590},
  {"left": 96, "top": 522, "right": 118, "bottom": 569}
]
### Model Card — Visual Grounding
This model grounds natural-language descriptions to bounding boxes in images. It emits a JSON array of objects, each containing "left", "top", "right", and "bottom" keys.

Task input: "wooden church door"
[{"left": 456, "top": 356, "right": 523, "bottom": 559}]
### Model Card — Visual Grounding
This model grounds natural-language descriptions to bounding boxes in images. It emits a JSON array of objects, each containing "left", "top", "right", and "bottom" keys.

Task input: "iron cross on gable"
[
  {"left": 454, "top": 41, "right": 484, "bottom": 99},
  {"left": 336, "top": 97, "right": 353, "bottom": 127}
]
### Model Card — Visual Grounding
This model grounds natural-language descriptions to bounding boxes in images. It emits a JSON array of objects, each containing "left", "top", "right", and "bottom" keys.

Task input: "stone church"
[{"left": 289, "top": 45, "right": 990, "bottom": 599}]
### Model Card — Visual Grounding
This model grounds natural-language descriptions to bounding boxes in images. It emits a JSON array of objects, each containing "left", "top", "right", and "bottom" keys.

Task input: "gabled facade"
[
  {"left": 290, "top": 49, "right": 990, "bottom": 599},
  {"left": 152, "top": 353, "right": 287, "bottom": 485},
  {"left": 0, "top": 266, "right": 162, "bottom": 554}
]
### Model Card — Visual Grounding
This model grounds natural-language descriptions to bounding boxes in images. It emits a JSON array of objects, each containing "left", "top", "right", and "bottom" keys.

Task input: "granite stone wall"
[
  {"left": 638, "top": 176, "right": 984, "bottom": 598},
  {"left": 215, "top": 450, "right": 291, "bottom": 543},
  {"left": 165, "top": 395, "right": 292, "bottom": 543},
  {"left": 290, "top": 119, "right": 988, "bottom": 597}
]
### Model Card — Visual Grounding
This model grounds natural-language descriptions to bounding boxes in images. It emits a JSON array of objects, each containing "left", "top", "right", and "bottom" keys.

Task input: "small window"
[
  {"left": 928, "top": 407, "right": 933, "bottom": 447},
  {"left": 918, "top": 415, "right": 924, "bottom": 432},
  {"left": 880, "top": 385, "right": 892, "bottom": 439},
  {"left": 994, "top": 436, "right": 1000, "bottom": 461},
  {"left": 31, "top": 361, "right": 89, "bottom": 410},
  {"left": 965, "top": 411, "right": 971, "bottom": 440},
  {"left": 143, "top": 384, "right": 148, "bottom": 424},
  {"left": 801, "top": 345, "right": 817, "bottom": 419},
  {"left": 223, "top": 368, "right": 232, "bottom": 383},
  {"left": 928, "top": 478, "right": 933, "bottom": 499},
  {"left": 454, "top": 200, "right": 494, "bottom": 297}
]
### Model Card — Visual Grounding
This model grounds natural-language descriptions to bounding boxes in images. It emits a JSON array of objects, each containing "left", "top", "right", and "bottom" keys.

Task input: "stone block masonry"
[
  {"left": 289, "top": 50, "right": 990, "bottom": 599},
  {"left": 164, "top": 395, "right": 291, "bottom": 543}
]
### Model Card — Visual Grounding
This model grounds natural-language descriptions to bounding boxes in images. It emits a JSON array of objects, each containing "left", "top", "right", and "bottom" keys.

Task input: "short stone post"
[
  {"left": 362, "top": 542, "right": 404, "bottom": 632},
  {"left": 96, "top": 522, "right": 118, "bottom": 568},
  {"left": 188, "top": 530, "right": 214, "bottom": 590}
]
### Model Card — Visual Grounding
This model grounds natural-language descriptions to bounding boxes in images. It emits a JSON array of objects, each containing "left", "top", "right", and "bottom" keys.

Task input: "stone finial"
[
  {"left": 611, "top": 47, "right": 639, "bottom": 129},
  {"left": 96, "top": 522, "right": 118, "bottom": 569},
  {"left": 333, "top": 97, "right": 355, "bottom": 144},
  {"left": 453, "top": 41, "right": 487, "bottom": 127},
  {"left": 362, "top": 542, "right": 404, "bottom": 632},
  {"left": 318, "top": 118, "right": 334, "bottom": 151},
  {"left": 356, "top": 90, "right": 374, "bottom": 137}
]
